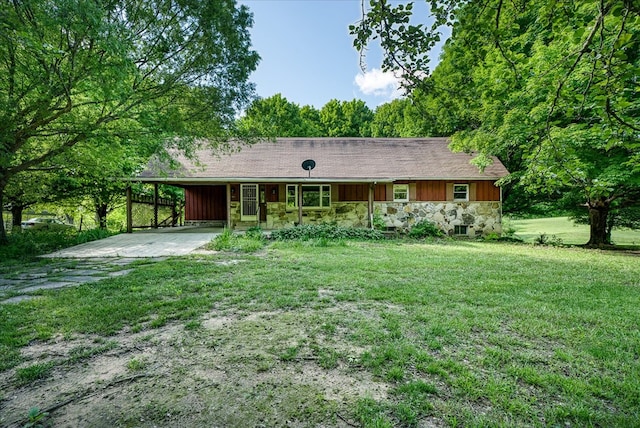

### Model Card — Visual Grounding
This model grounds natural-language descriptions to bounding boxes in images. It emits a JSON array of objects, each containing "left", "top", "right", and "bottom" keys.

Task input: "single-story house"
[{"left": 133, "top": 137, "right": 509, "bottom": 236}]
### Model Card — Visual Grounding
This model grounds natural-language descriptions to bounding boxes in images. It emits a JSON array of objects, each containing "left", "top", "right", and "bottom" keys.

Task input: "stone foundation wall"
[
  {"left": 375, "top": 201, "right": 502, "bottom": 236},
  {"left": 227, "top": 200, "right": 501, "bottom": 236},
  {"left": 265, "top": 202, "right": 369, "bottom": 229}
]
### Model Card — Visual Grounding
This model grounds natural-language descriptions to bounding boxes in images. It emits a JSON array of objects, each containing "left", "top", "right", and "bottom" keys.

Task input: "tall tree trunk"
[
  {"left": 586, "top": 198, "right": 611, "bottom": 247},
  {"left": 95, "top": 203, "right": 109, "bottom": 230},
  {"left": 0, "top": 183, "right": 6, "bottom": 243},
  {"left": 11, "top": 205, "right": 24, "bottom": 231}
]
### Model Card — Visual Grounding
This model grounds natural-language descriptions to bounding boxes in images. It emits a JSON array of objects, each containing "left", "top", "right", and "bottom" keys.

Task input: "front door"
[{"left": 241, "top": 184, "right": 258, "bottom": 221}]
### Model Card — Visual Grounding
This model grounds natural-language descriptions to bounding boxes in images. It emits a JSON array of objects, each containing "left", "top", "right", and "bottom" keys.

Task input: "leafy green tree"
[
  {"left": 352, "top": 0, "right": 640, "bottom": 246},
  {"left": 371, "top": 98, "right": 428, "bottom": 137},
  {"left": 0, "top": 0, "right": 259, "bottom": 241},
  {"left": 49, "top": 135, "right": 153, "bottom": 229},
  {"left": 238, "top": 94, "right": 317, "bottom": 137},
  {"left": 299, "top": 105, "right": 324, "bottom": 136},
  {"left": 319, "top": 99, "right": 346, "bottom": 137},
  {"left": 319, "top": 99, "right": 373, "bottom": 137},
  {"left": 3, "top": 170, "right": 59, "bottom": 230}
]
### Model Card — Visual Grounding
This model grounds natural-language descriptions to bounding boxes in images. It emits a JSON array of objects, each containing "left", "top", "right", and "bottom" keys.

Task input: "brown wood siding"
[
  {"left": 266, "top": 184, "right": 279, "bottom": 202},
  {"left": 185, "top": 186, "right": 227, "bottom": 220},
  {"left": 374, "top": 184, "right": 387, "bottom": 201},
  {"left": 390, "top": 180, "right": 500, "bottom": 202},
  {"left": 416, "top": 180, "right": 447, "bottom": 201},
  {"left": 338, "top": 184, "right": 368, "bottom": 201},
  {"left": 230, "top": 184, "right": 240, "bottom": 202},
  {"left": 475, "top": 180, "right": 501, "bottom": 201}
]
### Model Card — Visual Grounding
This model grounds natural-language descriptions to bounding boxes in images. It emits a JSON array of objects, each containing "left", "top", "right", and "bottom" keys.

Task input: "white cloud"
[{"left": 354, "top": 68, "right": 402, "bottom": 101}]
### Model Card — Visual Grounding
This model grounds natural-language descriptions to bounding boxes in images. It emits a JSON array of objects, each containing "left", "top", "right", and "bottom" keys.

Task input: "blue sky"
[{"left": 240, "top": 0, "right": 447, "bottom": 110}]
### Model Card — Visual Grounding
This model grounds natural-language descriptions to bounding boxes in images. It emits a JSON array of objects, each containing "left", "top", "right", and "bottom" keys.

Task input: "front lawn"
[
  {"left": 509, "top": 216, "right": 640, "bottom": 246},
  {"left": 1, "top": 240, "right": 638, "bottom": 427}
]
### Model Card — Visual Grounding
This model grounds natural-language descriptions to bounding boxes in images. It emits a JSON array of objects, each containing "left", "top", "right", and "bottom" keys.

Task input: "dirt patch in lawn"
[{"left": 0, "top": 307, "right": 396, "bottom": 428}]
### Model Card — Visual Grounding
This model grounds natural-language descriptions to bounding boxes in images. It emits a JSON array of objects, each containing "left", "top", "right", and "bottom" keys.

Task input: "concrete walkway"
[
  {"left": 45, "top": 227, "right": 222, "bottom": 258},
  {"left": 0, "top": 227, "right": 222, "bottom": 304},
  {"left": 0, "top": 258, "right": 141, "bottom": 304}
]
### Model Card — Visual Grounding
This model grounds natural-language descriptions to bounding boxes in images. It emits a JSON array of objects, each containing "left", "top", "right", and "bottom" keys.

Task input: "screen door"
[{"left": 241, "top": 184, "right": 258, "bottom": 221}]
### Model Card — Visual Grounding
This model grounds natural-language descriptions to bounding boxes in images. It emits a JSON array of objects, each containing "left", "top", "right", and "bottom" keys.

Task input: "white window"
[
  {"left": 286, "top": 184, "right": 331, "bottom": 209},
  {"left": 286, "top": 185, "right": 298, "bottom": 209},
  {"left": 453, "top": 184, "right": 469, "bottom": 201},
  {"left": 393, "top": 184, "right": 409, "bottom": 202}
]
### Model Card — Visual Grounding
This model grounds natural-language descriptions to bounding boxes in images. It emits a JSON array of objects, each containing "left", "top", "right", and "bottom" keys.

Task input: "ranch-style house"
[{"left": 133, "top": 137, "right": 509, "bottom": 236}]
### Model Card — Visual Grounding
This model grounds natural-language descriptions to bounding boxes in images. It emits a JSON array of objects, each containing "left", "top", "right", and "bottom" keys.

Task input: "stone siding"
[
  {"left": 228, "top": 200, "right": 501, "bottom": 236},
  {"left": 375, "top": 201, "right": 502, "bottom": 236},
  {"left": 265, "top": 202, "right": 369, "bottom": 229}
]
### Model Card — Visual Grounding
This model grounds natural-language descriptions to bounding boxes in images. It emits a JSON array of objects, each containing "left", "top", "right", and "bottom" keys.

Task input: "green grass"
[
  {"left": 206, "top": 227, "right": 266, "bottom": 252},
  {"left": 1, "top": 241, "right": 639, "bottom": 426},
  {"left": 15, "top": 361, "right": 55, "bottom": 386},
  {"left": 509, "top": 216, "right": 640, "bottom": 245},
  {"left": 0, "top": 228, "right": 115, "bottom": 261}
]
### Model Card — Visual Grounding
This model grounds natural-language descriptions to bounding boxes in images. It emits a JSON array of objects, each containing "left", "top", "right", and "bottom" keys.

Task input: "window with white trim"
[
  {"left": 453, "top": 184, "right": 469, "bottom": 201},
  {"left": 286, "top": 184, "right": 331, "bottom": 209},
  {"left": 393, "top": 184, "right": 409, "bottom": 202}
]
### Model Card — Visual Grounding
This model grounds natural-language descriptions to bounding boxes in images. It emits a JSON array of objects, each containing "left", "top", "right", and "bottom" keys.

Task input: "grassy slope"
[
  {"left": 509, "top": 216, "right": 640, "bottom": 245},
  {"left": 1, "top": 241, "right": 639, "bottom": 426}
]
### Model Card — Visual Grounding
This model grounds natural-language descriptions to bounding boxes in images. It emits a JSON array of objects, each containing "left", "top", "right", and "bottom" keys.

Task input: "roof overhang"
[{"left": 129, "top": 176, "right": 503, "bottom": 185}]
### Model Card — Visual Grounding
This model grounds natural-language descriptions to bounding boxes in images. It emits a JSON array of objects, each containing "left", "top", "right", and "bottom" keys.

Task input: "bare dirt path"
[{"left": 0, "top": 307, "right": 400, "bottom": 427}]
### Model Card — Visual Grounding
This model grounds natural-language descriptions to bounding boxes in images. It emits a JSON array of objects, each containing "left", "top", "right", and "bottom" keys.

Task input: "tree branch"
[{"left": 546, "top": 1, "right": 608, "bottom": 132}]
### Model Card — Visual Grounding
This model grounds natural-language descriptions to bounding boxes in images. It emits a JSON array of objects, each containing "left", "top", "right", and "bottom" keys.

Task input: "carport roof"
[{"left": 136, "top": 137, "right": 509, "bottom": 184}]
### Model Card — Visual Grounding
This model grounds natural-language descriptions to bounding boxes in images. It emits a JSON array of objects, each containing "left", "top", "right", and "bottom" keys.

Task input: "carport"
[{"left": 45, "top": 227, "right": 221, "bottom": 258}]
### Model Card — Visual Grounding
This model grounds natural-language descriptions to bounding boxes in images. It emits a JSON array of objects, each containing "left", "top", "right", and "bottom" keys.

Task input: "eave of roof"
[{"left": 131, "top": 176, "right": 502, "bottom": 185}]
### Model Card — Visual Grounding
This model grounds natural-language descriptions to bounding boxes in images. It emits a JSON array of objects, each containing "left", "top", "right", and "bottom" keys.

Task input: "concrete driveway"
[{"left": 45, "top": 227, "right": 222, "bottom": 258}]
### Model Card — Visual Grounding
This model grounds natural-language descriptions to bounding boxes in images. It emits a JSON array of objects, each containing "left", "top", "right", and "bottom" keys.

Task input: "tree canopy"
[
  {"left": 237, "top": 94, "right": 377, "bottom": 138},
  {"left": 352, "top": 0, "right": 640, "bottom": 245},
  {"left": 0, "top": 0, "right": 259, "bottom": 240},
  {"left": 237, "top": 93, "right": 317, "bottom": 137}
]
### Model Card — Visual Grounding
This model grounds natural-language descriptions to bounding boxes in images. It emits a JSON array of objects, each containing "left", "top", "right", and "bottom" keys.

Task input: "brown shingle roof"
[{"left": 138, "top": 138, "right": 509, "bottom": 183}]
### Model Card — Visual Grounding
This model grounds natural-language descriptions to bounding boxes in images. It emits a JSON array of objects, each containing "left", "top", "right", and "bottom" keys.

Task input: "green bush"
[
  {"left": 0, "top": 230, "right": 74, "bottom": 260},
  {"left": 407, "top": 220, "right": 444, "bottom": 239},
  {"left": 534, "top": 233, "right": 564, "bottom": 246},
  {"left": 0, "top": 228, "right": 115, "bottom": 261},
  {"left": 270, "top": 224, "right": 384, "bottom": 241},
  {"left": 207, "top": 228, "right": 265, "bottom": 253},
  {"left": 244, "top": 226, "right": 264, "bottom": 240},
  {"left": 75, "top": 228, "right": 114, "bottom": 244},
  {"left": 372, "top": 210, "right": 387, "bottom": 230}
]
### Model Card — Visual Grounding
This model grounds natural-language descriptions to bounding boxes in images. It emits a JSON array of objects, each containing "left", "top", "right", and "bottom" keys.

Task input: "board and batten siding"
[
  {"left": 372, "top": 181, "right": 500, "bottom": 202},
  {"left": 185, "top": 186, "right": 227, "bottom": 221},
  {"left": 338, "top": 184, "right": 369, "bottom": 201}
]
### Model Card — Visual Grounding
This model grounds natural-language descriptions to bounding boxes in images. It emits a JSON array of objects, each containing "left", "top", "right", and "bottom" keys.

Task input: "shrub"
[
  {"left": 372, "top": 210, "right": 387, "bottom": 230},
  {"left": 534, "top": 233, "right": 563, "bottom": 246},
  {"left": 270, "top": 224, "right": 384, "bottom": 241},
  {"left": 75, "top": 228, "right": 114, "bottom": 244},
  {"left": 407, "top": 220, "right": 444, "bottom": 239},
  {"left": 0, "top": 230, "right": 73, "bottom": 260},
  {"left": 244, "top": 226, "right": 264, "bottom": 240},
  {"left": 207, "top": 228, "right": 265, "bottom": 253},
  {"left": 0, "top": 228, "right": 116, "bottom": 261}
]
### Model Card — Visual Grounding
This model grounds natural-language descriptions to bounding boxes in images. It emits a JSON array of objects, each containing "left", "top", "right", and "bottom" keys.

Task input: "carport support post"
[
  {"left": 226, "top": 183, "right": 232, "bottom": 229},
  {"left": 368, "top": 183, "right": 374, "bottom": 229},
  {"left": 298, "top": 183, "right": 303, "bottom": 226},
  {"left": 153, "top": 183, "right": 159, "bottom": 229},
  {"left": 126, "top": 185, "right": 133, "bottom": 233}
]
